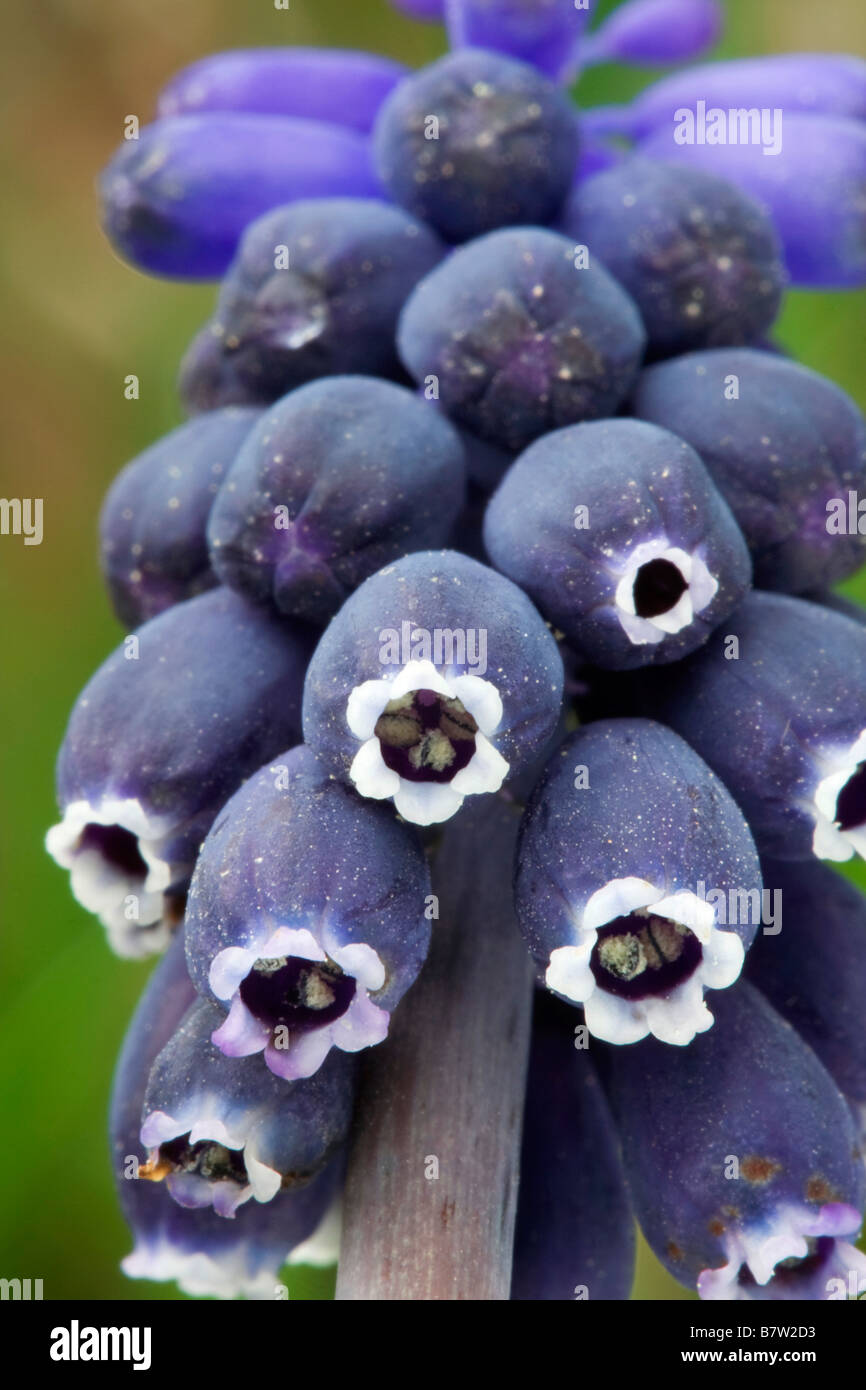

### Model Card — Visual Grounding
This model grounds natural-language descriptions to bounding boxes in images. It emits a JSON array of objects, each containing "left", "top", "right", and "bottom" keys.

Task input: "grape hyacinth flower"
[
  {"left": 483, "top": 417, "right": 751, "bottom": 668},
  {"left": 302, "top": 549, "right": 563, "bottom": 825},
  {"left": 207, "top": 376, "right": 466, "bottom": 625},
  {"left": 101, "top": 116, "right": 383, "bottom": 280},
  {"left": 604, "top": 981, "right": 866, "bottom": 1300},
  {"left": 442, "top": 0, "right": 593, "bottom": 81},
  {"left": 632, "top": 348, "right": 866, "bottom": 593},
  {"left": 372, "top": 47, "right": 580, "bottom": 243},
  {"left": 607, "top": 52, "right": 866, "bottom": 136},
  {"left": 560, "top": 158, "right": 785, "bottom": 357},
  {"left": 746, "top": 858, "right": 866, "bottom": 1137},
  {"left": 184, "top": 745, "right": 432, "bottom": 1079},
  {"left": 637, "top": 591, "right": 866, "bottom": 863},
  {"left": 636, "top": 114, "right": 866, "bottom": 290},
  {"left": 515, "top": 719, "right": 760, "bottom": 1045},
  {"left": 111, "top": 933, "right": 341, "bottom": 1297},
  {"left": 576, "top": 0, "right": 722, "bottom": 70},
  {"left": 180, "top": 199, "right": 444, "bottom": 412},
  {"left": 99, "top": 406, "right": 261, "bottom": 627},
  {"left": 157, "top": 48, "right": 409, "bottom": 132},
  {"left": 511, "top": 991, "right": 635, "bottom": 1301},
  {"left": 398, "top": 227, "right": 646, "bottom": 452},
  {"left": 139, "top": 997, "right": 356, "bottom": 1216},
  {"left": 46, "top": 589, "right": 312, "bottom": 956}
]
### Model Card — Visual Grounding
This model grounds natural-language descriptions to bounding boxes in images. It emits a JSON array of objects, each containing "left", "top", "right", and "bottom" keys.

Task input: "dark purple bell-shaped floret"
[
  {"left": 302, "top": 549, "right": 563, "bottom": 825},
  {"left": 372, "top": 48, "right": 580, "bottom": 243},
  {"left": 636, "top": 591, "right": 866, "bottom": 863},
  {"left": 632, "top": 348, "right": 866, "bottom": 593},
  {"left": 511, "top": 991, "right": 636, "bottom": 1301},
  {"left": 139, "top": 996, "right": 356, "bottom": 1217},
  {"left": 483, "top": 417, "right": 751, "bottom": 669},
  {"left": 184, "top": 745, "right": 432, "bottom": 1080},
  {"left": 111, "top": 933, "right": 340, "bottom": 1297},
  {"left": 46, "top": 589, "right": 313, "bottom": 956},
  {"left": 515, "top": 719, "right": 760, "bottom": 1046},
  {"left": 207, "top": 376, "right": 466, "bottom": 625},
  {"left": 604, "top": 981, "right": 866, "bottom": 1300},
  {"left": 179, "top": 198, "right": 444, "bottom": 412},
  {"left": 99, "top": 406, "right": 260, "bottom": 627},
  {"left": 746, "top": 857, "right": 866, "bottom": 1137},
  {"left": 398, "top": 226, "right": 646, "bottom": 453},
  {"left": 560, "top": 157, "right": 784, "bottom": 357}
]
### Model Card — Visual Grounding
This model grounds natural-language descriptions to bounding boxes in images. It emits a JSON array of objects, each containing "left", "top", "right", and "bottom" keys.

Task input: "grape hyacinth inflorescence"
[{"left": 47, "top": 0, "right": 866, "bottom": 1304}]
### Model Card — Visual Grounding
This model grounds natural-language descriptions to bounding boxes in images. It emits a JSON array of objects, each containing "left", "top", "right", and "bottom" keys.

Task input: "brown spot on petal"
[
  {"left": 805, "top": 1175, "right": 839, "bottom": 1204},
  {"left": 741, "top": 1155, "right": 782, "bottom": 1184},
  {"left": 708, "top": 1218, "right": 725, "bottom": 1237},
  {"left": 666, "top": 1241, "right": 684, "bottom": 1262}
]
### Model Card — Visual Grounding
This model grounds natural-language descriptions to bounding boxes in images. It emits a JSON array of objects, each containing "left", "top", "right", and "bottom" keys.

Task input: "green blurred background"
[{"left": 0, "top": 0, "right": 864, "bottom": 1301}]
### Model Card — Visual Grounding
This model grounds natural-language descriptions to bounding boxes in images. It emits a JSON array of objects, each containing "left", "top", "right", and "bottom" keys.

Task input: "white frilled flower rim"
[
  {"left": 812, "top": 728, "right": 866, "bottom": 861},
  {"left": 44, "top": 797, "right": 174, "bottom": 957},
  {"left": 209, "top": 924, "right": 389, "bottom": 1081},
  {"left": 613, "top": 538, "right": 719, "bottom": 645},
  {"left": 345, "top": 657, "right": 509, "bottom": 826},
  {"left": 140, "top": 1107, "right": 281, "bottom": 1219},
  {"left": 545, "top": 876, "right": 745, "bottom": 1046},
  {"left": 697, "top": 1203, "right": 866, "bottom": 1301}
]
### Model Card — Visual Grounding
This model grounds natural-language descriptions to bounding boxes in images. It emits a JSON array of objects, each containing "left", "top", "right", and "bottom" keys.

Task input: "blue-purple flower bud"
[
  {"left": 638, "top": 112, "right": 866, "bottom": 288},
  {"left": 157, "top": 48, "right": 408, "bottom": 132},
  {"left": 632, "top": 348, "right": 866, "bottom": 593},
  {"left": 604, "top": 981, "right": 866, "bottom": 1299},
  {"left": 99, "top": 407, "right": 260, "bottom": 627},
  {"left": 373, "top": 48, "right": 580, "bottom": 242},
  {"left": 560, "top": 158, "right": 784, "bottom": 357},
  {"left": 398, "top": 227, "right": 646, "bottom": 452},
  {"left": 483, "top": 418, "right": 751, "bottom": 668},
  {"left": 515, "top": 720, "right": 761, "bottom": 1045},
  {"left": 622, "top": 53, "right": 866, "bottom": 137},
  {"left": 207, "top": 377, "right": 466, "bottom": 624},
  {"left": 184, "top": 745, "right": 432, "bottom": 1079},
  {"left": 180, "top": 199, "right": 444, "bottom": 411},
  {"left": 100, "top": 116, "right": 382, "bottom": 280},
  {"left": 46, "top": 590, "right": 312, "bottom": 956},
  {"left": 580, "top": 0, "right": 722, "bottom": 69},
  {"left": 302, "top": 550, "right": 564, "bottom": 825},
  {"left": 444, "top": 1, "right": 592, "bottom": 81}
]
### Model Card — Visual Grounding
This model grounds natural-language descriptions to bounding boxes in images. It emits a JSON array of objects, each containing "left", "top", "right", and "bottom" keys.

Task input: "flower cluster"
[{"left": 50, "top": 0, "right": 866, "bottom": 1300}]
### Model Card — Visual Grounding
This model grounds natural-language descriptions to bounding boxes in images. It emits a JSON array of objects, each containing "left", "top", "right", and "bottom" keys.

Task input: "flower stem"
[{"left": 335, "top": 797, "right": 535, "bottom": 1300}]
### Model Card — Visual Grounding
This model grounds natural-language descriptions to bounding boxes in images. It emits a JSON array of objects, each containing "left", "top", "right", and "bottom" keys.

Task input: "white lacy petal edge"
[
  {"left": 44, "top": 796, "right": 176, "bottom": 957},
  {"left": 812, "top": 729, "right": 866, "bottom": 861},
  {"left": 545, "top": 878, "right": 743, "bottom": 1046},
  {"left": 346, "top": 660, "right": 509, "bottom": 826},
  {"left": 140, "top": 1103, "right": 282, "bottom": 1216},
  {"left": 209, "top": 927, "right": 390, "bottom": 1080},
  {"left": 613, "top": 539, "right": 719, "bottom": 646},
  {"left": 122, "top": 1238, "right": 281, "bottom": 1301},
  {"left": 698, "top": 1203, "right": 866, "bottom": 1301}
]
